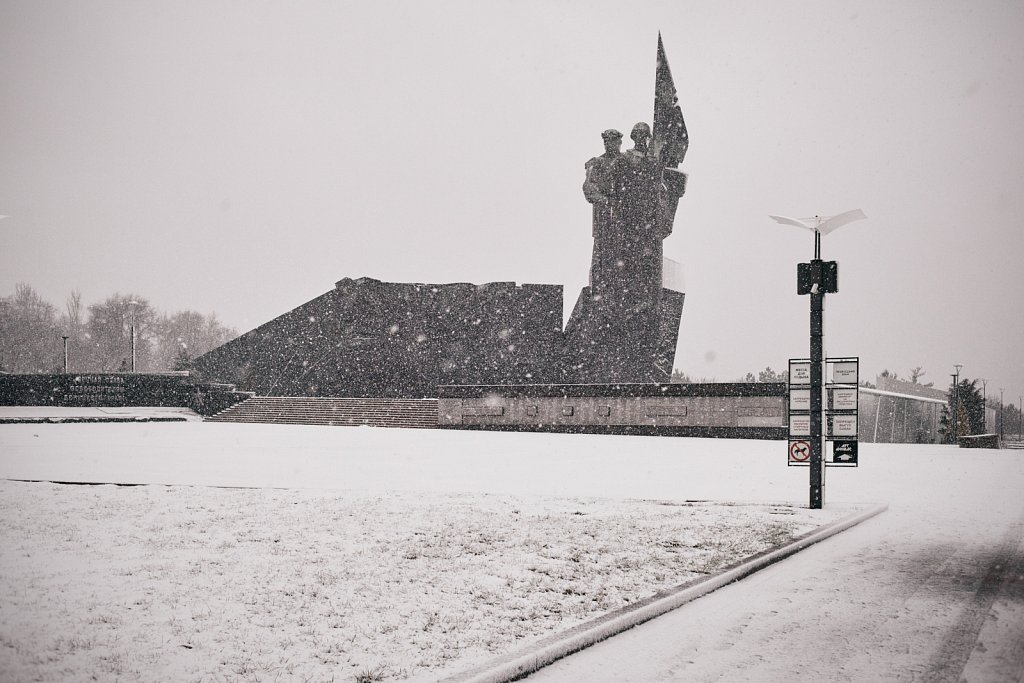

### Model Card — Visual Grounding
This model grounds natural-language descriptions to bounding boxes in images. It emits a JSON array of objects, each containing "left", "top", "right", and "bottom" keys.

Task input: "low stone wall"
[
  {"left": 438, "top": 382, "right": 787, "bottom": 439},
  {"left": 0, "top": 373, "right": 251, "bottom": 416}
]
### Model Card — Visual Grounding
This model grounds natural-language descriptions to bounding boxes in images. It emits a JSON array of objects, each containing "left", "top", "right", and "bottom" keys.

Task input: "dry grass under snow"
[{"left": 0, "top": 481, "right": 851, "bottom": 682}]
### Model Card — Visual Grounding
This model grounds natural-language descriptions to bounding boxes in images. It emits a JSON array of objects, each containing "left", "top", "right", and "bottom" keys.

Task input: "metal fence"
[{"left": 858, "top": 388, "right": 946, "bottom": 444}]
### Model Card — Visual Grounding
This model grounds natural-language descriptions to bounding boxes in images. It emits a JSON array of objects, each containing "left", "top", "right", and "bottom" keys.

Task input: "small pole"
[
  {"left": 999, "top": 388, "right": 1004, "bottom": 440},
  {"left": 128, "top": 299, "right": 139, "bottom": 373},
  {"left": 61, "top": 335, "right": 69, "bottom": 373}
]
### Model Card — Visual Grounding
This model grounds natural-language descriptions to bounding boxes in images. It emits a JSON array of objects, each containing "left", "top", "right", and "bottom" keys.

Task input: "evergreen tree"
[
  {"left": 757, "top": 366, "right": 787, "bottom": 383},
  {"left": 172, "top": 345, "right": 192, "bottom": 371},
  {"left": 939, "top": 379, "right": 986, "bottom": 442}
]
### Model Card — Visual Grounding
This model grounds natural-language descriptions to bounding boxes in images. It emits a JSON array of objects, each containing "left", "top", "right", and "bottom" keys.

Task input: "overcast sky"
[{"left": 2, "top": 1, "right": 1023, "bottom": 402}]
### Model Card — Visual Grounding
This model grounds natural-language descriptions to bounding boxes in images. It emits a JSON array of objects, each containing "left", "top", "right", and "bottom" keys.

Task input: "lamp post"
[
  {"left": 61, "top": 335, "right": 69, "bottom": 373},
  {"left": 128, "top": 300, "right": 139, "bottom": 373},
  {"left": 769, "top": 209, "right": 866, "bottom": 510},
  {"left": 952, "top": 364, "right": 962, "bottom": 441},
  {"left": 1019, "top": 396, "right": 1022, "bottom": 440}
]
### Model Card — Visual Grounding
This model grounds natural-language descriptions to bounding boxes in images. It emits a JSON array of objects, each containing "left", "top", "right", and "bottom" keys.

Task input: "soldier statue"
[
  {"left": 582, "top": 129, "right": 624, "bottom": 296},
  {"left": 568, "top": 34, "right": 689, "bottom": 384}
]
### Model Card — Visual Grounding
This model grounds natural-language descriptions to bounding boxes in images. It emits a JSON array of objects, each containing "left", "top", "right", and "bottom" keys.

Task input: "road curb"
[{"left": 439, "top": 502, "right": 889, "bottom": 683}]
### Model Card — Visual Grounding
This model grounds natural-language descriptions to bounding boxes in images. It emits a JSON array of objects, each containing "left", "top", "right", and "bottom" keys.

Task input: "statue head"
[
  {"left": 631, "top": 122, "right": 652, "bottom": 149},
  {"left": 601, "top": 129, "right": 623, "bottom": 153}
]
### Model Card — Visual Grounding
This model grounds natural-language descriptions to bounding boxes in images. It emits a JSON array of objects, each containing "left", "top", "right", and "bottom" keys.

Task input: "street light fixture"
[{"left": 770, "top": 209, "right": 866, "bottom": 510}]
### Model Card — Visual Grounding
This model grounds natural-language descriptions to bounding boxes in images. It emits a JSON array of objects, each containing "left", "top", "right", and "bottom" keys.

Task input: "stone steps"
[
  {"left": 207, "top": 397, "right": 438, "bottom": 429},
  {"left": 1003, "top": 438, "right": 1024, "bottom": 450}
]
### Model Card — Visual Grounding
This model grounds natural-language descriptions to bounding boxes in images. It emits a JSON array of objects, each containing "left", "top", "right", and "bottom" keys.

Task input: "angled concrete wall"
[{"left": 195, "top": 277, "right": 685, "bottom": 398}]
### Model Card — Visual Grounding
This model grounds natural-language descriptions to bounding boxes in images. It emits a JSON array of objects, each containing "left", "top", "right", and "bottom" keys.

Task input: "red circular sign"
[{"left": 789, "top": 440, "right": 811, "bottom": 462}]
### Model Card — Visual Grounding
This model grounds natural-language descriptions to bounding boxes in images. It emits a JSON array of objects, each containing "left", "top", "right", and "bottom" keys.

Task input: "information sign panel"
[
  {"left": 829, "top": 414, "right": 858, "bottom": 437},
  {"left": 789, "top": 414, "right": 811, "bottom": 436},
  {"left": 829, "top": 440, "right": 858, "bottom": 466},
  {"left": 789, "top": 360, "right": 811, "bottom": 385},
  {"left": 831, "top": 387, "right": 858, "bottom": 411},
  {"left": 831, "top": 361, "right": 858, "bottom": 384},
  {"left": 789, "top": 388, "right": 811, "bottom": 411}
]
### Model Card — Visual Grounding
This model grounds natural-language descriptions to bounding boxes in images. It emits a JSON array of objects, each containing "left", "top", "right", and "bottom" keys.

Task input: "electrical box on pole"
[{"left": 797, "top": 260, "right": 838, "bottom": 295}]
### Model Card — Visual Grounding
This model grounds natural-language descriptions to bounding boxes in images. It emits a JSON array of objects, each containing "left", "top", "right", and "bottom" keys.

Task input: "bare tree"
[
  {"left": 83, "top": 294, "right": 157, "bottom": 371},
  {"left": 152, "top": 310, "right": 237, "bottom": 371},
  {"left": 0, "top": 284, "right": 61, "bottom": 372}
]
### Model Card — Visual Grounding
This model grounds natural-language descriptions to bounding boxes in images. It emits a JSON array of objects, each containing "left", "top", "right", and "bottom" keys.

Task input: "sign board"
[
  {"left": 789, "top": 360, "right": 811, "bottom": 385},
  {"left": 829, "top": 414, "right": 858, "bottom": 438},
  {"left": 789, "top": 388, "right": 811, "bottom": 411},
  {"left": 830, "top": 387, "right": 858, "bottom": 411},
  {"left": 789, "top": 440, "right": 811, "bottom": 466},
  {"left": 831, "top": 361, "right": 858, "bottom": 385},
  {"left": 789, "top": 414, "right": 811, "bottom": 437},
  {"left": 830, "top": 440, "right": 858, "bottom": 466}
]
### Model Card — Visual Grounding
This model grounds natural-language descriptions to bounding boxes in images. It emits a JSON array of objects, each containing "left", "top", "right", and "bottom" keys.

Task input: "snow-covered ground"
[
  {"left": 0, "top": 420, "right": 863, "bottom": 500},
  {"left": 0, "top": 406, "right": 203, "bottom": 422},
  {"left": 1, "top": 419, "right": 1022, "bottom": 681},
  {"left": 0, "top": 482, "right": 846, "bottom": 682}
]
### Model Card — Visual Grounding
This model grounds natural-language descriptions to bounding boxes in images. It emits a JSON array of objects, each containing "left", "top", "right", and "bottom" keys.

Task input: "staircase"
[
  {"left": 1004, "top": 437, "right": 1024, "bottom": 450},
  {"left": 206, "top": 396, "right": 438, "bottom": 429}
]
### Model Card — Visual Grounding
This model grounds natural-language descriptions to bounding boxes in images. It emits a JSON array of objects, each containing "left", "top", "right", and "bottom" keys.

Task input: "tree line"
[
  {"left": 671, "top": 366, "right": 789, "bottom": 383},
  {"left": 0, "top": 283, "right": 238, "bottom": 374}
]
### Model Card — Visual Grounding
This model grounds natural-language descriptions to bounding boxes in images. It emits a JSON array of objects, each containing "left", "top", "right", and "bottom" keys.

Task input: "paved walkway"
[{"left": 526, "top": 457, "right": 1024, "bottom": 682}]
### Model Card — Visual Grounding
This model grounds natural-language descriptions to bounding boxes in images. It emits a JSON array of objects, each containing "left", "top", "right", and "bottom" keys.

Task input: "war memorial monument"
[{"left": 194, "top": 37, "right": 786, "bottom": 438}]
